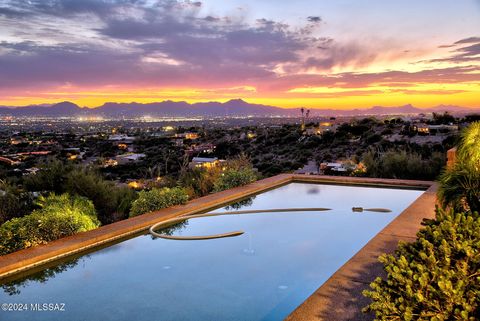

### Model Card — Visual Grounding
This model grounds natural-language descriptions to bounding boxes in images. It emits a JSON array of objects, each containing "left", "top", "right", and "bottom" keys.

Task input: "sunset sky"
[{"left": 0, "top": 0, "right": 479, "bottom": 109}]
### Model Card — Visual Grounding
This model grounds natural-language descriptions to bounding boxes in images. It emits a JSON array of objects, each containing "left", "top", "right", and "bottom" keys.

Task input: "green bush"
[
  {"left": 0, "top": 194, "right": 99, "bottom": 255},
  {"left": 363, "top": 208, "right": 480, "bottom": 320},
  {"left": 65, "top": 169, "right": 137, "bottom": 224},
  {"left": 213, "top": 168, "right": 257, "bottom": 192},
  {"left": 129, "top": 187, "right": 189, "bottom": 217},
  {"left": 0, "top": 180, "right": 35, "bottom": 225},
  {"left": 178, "top": 154, "right": 258, "bottom": 196},
  {"left": 23, "top": 162, "right": 137, "bottom": 225},
  {"left": 362, "top": 150, "right": 444, "bottom": 180},
  {"left": 178, "top": 167, "right": 220, "bottom": 197},
  {"left": 23, "top": 158, "right": 72, "bottom": 193},
  {"left": 438, "top": 122, "right": 480, "bottom": 212}
]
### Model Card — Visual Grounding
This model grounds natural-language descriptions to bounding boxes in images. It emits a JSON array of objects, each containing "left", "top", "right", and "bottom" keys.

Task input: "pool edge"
[
  {"left": 0, "top": 174, "right": 435, "bottom": 307},
  {"left": 285, "top": 180, "right": 437, "bottom": 321}
]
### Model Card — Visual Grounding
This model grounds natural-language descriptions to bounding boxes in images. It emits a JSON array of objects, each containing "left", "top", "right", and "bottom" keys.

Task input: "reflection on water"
[
  {"left": 0, "top": 183, "right": 424, "bottom": 321},
  {"left": 224, "top": 196, "right": 256, "bottom": 211},
  {"left": 1, "top": 258, "right": 85, "bottom": 296},
  {"left": 150, "top": 220, "right": 189, "bottom": 238},
  {"left": 3, "top": 222, "right": 190, "bottom": 295}
]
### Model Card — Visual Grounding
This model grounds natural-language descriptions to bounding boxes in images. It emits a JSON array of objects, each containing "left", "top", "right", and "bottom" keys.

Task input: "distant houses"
[
  {"left": 175, "top": 132, "right": 199, "bottom": 140},
  {"left": 108, "top": 134, "right": 136, "bottom": 143},
  {"left": 188, "top": 157, "right": 224, "bottom": 169},
  {"left": 415, "top": 123, "right": 430, "bottom": 134},
  {"left": 294, "top": 160, "right": 319, "bottom": 175},
  {"left": 115, "top": 153, "right": 146, "bottom": 165},
  {"left": 320, "top": 162, "right": 347, "bottom": 173},
  {"left": 304, "top": 122, "right": 338, "bottom": 136},
  {"left": 102, "top": 158, "right": 118, "bottom": 167},
  {"left": 318, "top": 122, "right": 338, "bottom": 134},
  {"left": 239, "top": 131, "right": 257, "bottom": 140},
  {"left": 108, "top": 134, "right": 135, "bottom": 151},
  {"left": 10, "top": 137, "right": 27, "bottom": 145},
  {"left": 62, "top": 147, "right": 82, "bottom": 160},
  {"left": 413, "top": 123, "right": 459, "bottom": 135},
  {"left": 295, "top": 160, "right": 363, "bottom": 176},
  {"left": 187, "top": 143, "right": 216, "bottom": 156},
  {"left": 319, "top": 162, "right": 359, "bottom": 175}
]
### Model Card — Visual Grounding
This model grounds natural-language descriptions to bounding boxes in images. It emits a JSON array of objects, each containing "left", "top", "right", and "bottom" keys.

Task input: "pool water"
[{"left": 0, "top": 183, "right": 424, "bottom": 321}]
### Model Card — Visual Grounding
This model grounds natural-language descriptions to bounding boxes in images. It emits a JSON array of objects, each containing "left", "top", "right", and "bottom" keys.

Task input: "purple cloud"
[
  {"left": 432, "top": 37, "right": 480, "bottom": 63},
  {"left": 0, "top": 0, "right": 323, "bottom": 90},
  {"left": 0, "top": 0, "right": 478, "bottom": 100}
]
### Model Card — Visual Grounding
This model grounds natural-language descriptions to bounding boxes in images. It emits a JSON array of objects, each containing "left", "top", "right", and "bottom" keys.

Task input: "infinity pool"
[{"left": 0, "top": 183, "right": 423, "bottom": 321}]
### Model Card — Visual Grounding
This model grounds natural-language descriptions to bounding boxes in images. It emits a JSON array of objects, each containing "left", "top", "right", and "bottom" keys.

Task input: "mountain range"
[{"left": 0, "top": 99, "right": 478, "bottom": 118}]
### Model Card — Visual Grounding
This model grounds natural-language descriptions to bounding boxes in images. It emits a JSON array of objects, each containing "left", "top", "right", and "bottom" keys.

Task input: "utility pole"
[{"left": 300, "top": 108, "right": 305, "bottom": 131}]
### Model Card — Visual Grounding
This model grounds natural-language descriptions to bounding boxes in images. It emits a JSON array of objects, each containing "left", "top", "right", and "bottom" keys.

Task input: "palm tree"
[
  {"left": 456, "top": 121, "right": 480, "bottom": 171},
  {"left": 438, "top": 122, "right": 480, "bottom": 212},
  {"left": 438, "top": 164, "right": 480, "bottom": 212}
]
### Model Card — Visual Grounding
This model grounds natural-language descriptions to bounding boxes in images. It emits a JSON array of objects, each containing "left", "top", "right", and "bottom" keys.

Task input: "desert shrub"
[
  {"left": 23, "top": 162, "right": 137, "bottom": 224},
  {"left": 362, "top": 150, "right": 444, "bottom": 180},
  {"left": 178, "top": 167, "right": 220, "bottom": 197},
  {"left": 0, "top": 194, "right": 99, "bottom": 255},
  {"left": 431, "top": 112, "right": 456, "bottom": 125},
  {"left": 213, "top": 167, "right": 257, "bottom": 192},
  {"left": 179, "top": 154, "right": 258, "bottom": 196},
  {"left": 0, "top": 180, "right": 35, "bottom": 225},
  {"left": 129, "top": 187, "right": 189, "bottom": 217},
  {"left": 0, "top": 191, "right": 35, "bottom": 225},
  {"left": 23, "top": 158, "right": 72, "bottom": 193},
  {"left": 65, "top": 169, "right": 137, "bottom": 224},
  {"left": 363, "top": 208, "right": 480, "bottom": 320}
]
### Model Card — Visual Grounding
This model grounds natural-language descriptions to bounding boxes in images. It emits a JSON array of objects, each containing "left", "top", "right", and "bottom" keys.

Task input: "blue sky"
[{"left": 200, "top": 0, "right": 479, "bottom": 41}]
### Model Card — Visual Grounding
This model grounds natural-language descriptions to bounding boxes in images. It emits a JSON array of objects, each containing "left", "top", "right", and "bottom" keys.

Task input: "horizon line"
[{"left": 2, "top": 99, "right": 479, "bottom": 111}]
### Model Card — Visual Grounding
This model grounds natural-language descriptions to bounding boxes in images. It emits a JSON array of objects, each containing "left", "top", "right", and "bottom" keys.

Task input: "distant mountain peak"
[
  {"left": 225, "top": 98, "right": 248, "bottom": 104},
  {"left": 0, "top": 100, "right": 477, "bottom": 117},
  {"left": 55, "top": 100, "right": 76, "bottom": 105},
  {"left": 51, "top": 101, "right": 80, "bottom": 109}
]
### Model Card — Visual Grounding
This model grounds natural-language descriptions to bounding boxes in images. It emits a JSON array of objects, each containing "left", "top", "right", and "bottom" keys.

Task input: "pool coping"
[{"left": 0, "top": 174, "right": 436, "bottom": 321}]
